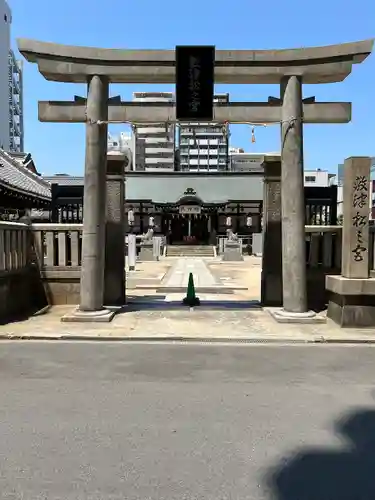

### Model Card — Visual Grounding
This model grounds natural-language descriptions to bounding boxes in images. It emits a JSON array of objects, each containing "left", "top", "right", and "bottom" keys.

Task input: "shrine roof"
[{"left": 0, "top": 149, "right": 51, "bottom": 200}]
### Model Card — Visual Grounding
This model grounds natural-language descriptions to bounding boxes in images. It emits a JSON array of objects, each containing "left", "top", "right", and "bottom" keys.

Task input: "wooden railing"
[{"left": 0, "top": 221, "right": 29, "bottom": 273}]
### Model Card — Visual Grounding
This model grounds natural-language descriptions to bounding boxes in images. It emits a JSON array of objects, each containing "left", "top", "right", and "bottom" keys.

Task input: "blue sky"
[{"left": 8, "top": 0, "right": 375, "bottom": 176}]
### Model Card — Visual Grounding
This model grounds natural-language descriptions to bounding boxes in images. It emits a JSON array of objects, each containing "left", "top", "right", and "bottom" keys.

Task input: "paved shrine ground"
[{"left": 2, "top": 256, "right": 375, "bottom": 342}]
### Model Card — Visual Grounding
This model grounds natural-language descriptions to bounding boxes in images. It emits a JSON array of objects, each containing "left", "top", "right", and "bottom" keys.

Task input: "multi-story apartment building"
[
  {"left": 8, "top": 50, "right": 24, "bottom": 152},
  {"left": 178, "top": 93, "right": 230, "bottom": 172},
  {"left": 0, "top": 0, "right": 11, "bottom": 150},
  {"left": 0, "top": 1, "right": 24, "bottom": 152},
  {"left": 131, "top": 92, "right": 175, "bottom": 172}
]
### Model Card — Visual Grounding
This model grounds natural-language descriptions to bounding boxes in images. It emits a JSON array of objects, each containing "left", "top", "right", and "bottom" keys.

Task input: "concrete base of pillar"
[
  {"left": 268, "top": 308, "right": 326, "bottom": 324},
  {"left": 139, "top": 242, "right": 155, "bottom": 261},
  {"left": 326, "top": 275, "right": 375, "bottom": 327},
  {"left": 61, "top": 307, "right": 115, "bottom": 323},
  {"left": 222, "top": 242, "right": 244, "bottom": 262}
]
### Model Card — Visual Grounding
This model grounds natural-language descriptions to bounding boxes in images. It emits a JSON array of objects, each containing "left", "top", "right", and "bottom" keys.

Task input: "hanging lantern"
[{"left": 251, "top": 126, "right": 256, "bottom": 143}]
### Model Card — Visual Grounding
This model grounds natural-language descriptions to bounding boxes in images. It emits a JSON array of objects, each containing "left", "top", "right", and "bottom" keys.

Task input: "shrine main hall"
[{"left": 44, "top": 164, "right": 266, "bottom": 245}]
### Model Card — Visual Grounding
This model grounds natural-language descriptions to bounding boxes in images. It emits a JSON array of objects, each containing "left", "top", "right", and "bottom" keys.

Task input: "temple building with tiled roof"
[{"left": 0, "top": 148, "right": 51, "bottom": 219}]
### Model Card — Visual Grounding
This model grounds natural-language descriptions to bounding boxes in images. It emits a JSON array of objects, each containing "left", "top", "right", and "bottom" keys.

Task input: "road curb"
[{"left": 1, "top": 334, "right": 375, "bottom": 344}]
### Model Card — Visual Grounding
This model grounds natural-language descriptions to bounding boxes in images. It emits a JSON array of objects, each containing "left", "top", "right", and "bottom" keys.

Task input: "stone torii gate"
[{"left": 18, "top": 38, "right": 373, "bottom": 322}]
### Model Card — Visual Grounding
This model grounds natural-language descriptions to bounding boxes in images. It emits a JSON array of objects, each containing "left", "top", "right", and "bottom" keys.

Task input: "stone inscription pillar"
[
  {"left": 342, "top": 157, "right": 371, "bottom": 279},
  {"left": 261, "top": 157, "right": 282, "bottom": 306},
  {"left": 326, "top": 157, "right": 373, "bottom": 327},
  {"left": 79, "top": 75, "right": 109, "bottom": 312},
  {"left": 128, "top": 234, "right": 136, "bottom": 271},
  {"left": 103, "top": 154, "right": 126, "bottom": 306},
  {"left": 280, "top": 75, "right": 308, "bottom": 314}
]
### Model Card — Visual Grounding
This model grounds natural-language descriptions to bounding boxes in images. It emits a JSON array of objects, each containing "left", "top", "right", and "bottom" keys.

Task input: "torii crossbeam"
[{"left": 38, "top": 97, "right": 352, "bottom": 124}]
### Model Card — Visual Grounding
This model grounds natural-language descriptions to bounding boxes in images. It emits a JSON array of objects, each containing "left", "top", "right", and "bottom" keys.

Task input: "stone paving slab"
[
  {"left": 128, "top": 257, "right": 252, "bottom": 293},
  {"left": 1, "top": 305, "right": 375, "bottom": 343},
  {"left": 125, "top": 260, "right": 171, "bottom": 289},
  {"left": 162, "top": 258, "right": 220, "bottom": 288}
]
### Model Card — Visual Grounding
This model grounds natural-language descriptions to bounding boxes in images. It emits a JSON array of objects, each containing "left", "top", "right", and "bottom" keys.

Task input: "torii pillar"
[
  {"left": 64, "top": 75, "right": 115, "bottom": 322},
  {"left": 268, "top": 77, "right": 325, "bottom": 322},
  {"left": 275, "top": 76, "right": 315, "bottom": 320}
]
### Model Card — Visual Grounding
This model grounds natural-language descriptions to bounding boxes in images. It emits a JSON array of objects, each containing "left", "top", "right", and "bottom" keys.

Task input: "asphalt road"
[{"left": 1, "top": 342, "right": 375, "bottom": 499}]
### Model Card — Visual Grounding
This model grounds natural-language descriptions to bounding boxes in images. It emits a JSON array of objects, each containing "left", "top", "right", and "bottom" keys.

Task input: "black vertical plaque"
[{"left": 175, "top": 45, "right": 215, "bottom": 121}]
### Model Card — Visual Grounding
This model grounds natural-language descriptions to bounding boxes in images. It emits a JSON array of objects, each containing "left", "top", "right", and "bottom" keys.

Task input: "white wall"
[
  {"left": 0, "top": 0, "right": 11, "bottom": 150},
  {"left": 304, "top": 169, "right": 332, "bottom": 187}
]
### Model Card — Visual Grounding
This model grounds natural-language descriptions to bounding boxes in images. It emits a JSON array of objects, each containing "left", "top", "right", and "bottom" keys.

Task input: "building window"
[{"left": 305, "top": 176, "right": 316, "bottom": 183}]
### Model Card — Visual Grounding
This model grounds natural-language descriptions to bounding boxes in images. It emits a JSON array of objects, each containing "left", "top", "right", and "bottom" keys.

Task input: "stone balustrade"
[
  {"left": 28, "top": 224, "right": 365, "bottom": 274},
  {"left": 29, "top": 224, "right": 166, "bottom": 305},
  {"left": 30, "top": 223, "right": 83, "bottom": 305},
  {"left": 30, "top": 225, "right": 166, "bottom": 270},
  {"left": 0, "top": 221, "right": 29, "bottom": 272},
  {"left": 2, "top": 221, "right": 375, "bottom": 316},
  {"left": 31, "top": 223, "right": 83, "bottom": 268}
]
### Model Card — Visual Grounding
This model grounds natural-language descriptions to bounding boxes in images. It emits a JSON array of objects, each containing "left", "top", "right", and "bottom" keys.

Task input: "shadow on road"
[
  {"left": 266, "top": 408, "right": 375, "bottom": 500},
  {"left": 124, "top": 295, "right": 262, "bottom": 312}
]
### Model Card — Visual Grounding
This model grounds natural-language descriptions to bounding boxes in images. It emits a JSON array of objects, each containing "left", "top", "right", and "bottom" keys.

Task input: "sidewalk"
[{"left": 1, "top": 257, "right": 375, "bottom": 343}]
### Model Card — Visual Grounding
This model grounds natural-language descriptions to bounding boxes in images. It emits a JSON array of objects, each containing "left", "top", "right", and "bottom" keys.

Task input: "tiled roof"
[
  {"left": 0, "top": 149, "right": 51, "bottom": 200},
  {"left": 43, "top": 175, "right": 84, "bottom": 186}
]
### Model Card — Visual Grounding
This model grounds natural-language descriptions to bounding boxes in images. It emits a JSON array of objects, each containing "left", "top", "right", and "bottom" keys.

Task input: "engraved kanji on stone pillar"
[
  {"left": 103, "top": 153, "right": 126, "bottom": 306},
  {"left": 261, "top": 156, "right": 282, "bottom": 306},
  {"left": 342, "top": 156, "right": 371, "bottom": 279}
]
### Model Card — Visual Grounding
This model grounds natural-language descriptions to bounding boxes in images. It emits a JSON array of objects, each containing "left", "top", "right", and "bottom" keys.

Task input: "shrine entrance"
[
  {"left": 170, "top": 213, "right": 210, "bottom": 245},
  {"left": 18, "top": 37, "right": 373, "bottom": 321},
  {"left": 175, "top": 195, "right": 207, "bottom": 244}
]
